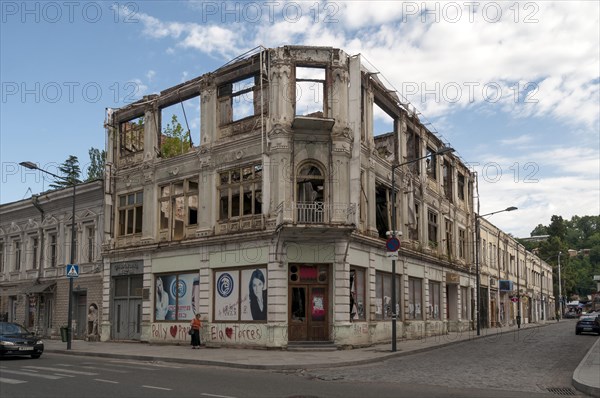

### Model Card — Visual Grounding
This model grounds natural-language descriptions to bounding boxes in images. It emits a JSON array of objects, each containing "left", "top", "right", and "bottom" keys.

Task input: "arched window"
[{"left": 296, "top": 163, "right": 326, "bottom": 223}]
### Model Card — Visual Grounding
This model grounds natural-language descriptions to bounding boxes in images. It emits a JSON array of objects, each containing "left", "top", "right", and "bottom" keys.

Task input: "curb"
[{"left": 572, "top": 337, "right": 600, "bottom": 398}]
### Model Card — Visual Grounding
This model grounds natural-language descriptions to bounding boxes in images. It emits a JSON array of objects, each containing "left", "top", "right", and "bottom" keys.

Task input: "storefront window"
[
  {"left": 375, "top": 271, "right": 401, "bottom": 321},
  {"left": 428, "top": 281, "right": 441, "bottom": 320},
  {"left": 214, "top": 267, "right": 268, "bottom": 322},
  {"left": 350, "top": 268, "right": 366, "bottom": 321},
  {"left": 408, "top": 277, "right": 423, "bottom": 320},
  {"left": 155, "top": 273, "right": 198, "bottom": 321}
]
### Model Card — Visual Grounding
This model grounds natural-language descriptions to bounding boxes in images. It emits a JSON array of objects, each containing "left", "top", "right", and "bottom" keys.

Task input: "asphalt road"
[
  {"left": 298, "top": 319, "right": 598, "bottom": 397},
  {"left": 0, "top": 320, "right": 597, "bottom": 398}
]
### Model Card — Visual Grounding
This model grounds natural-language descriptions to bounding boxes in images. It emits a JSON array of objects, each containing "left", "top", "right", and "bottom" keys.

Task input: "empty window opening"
[
  {"left": 218, "top": 75, "right": 259, "bottom": 125},
  {"left": 375, "top": 183, "right": 391, "bottom": 239},
  {"left": 296, "top": 66, "right": 325, "bottom": 117},
  {"left": 409, "top": 202, "right": 420, "bottom": 241},
  {"left": 457, "top": 173, "right": 465, "bottom": 201},
  {"left": 426, "top": 146, "right": 438, "bottom": 180},
  {"left": 118, "top": 192, "right": 143, "bottom": 236},
  {"left": 445, "top": 219, "right": 453, "bottom": 257},
  {"left": 120, "top": 116, "right": 144, "bottom": 156},
  {"left": 443, "top": 160, "right": 453, "bottom": 202},
  {"left": 219, "top": 163, "right": 262, "bottom": 220},
  {"left": 406, "top": 128, "right": 421, "bottom": 175},
  {"left": 373, "top": 101, "right": 395, "bottom": 137},
  {"left": 160, "top": 97, "right": 200, "bottom": 158},
  {"left": 427, "top": 209, "right": 438, "bottom": 247},
  {"left": 159, "top": 179, "right": 198, "bottom": 240}
]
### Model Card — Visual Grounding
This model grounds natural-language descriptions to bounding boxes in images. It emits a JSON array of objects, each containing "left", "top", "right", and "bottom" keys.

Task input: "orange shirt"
[{"left": 191, "top": 318, "right": 202, "bottom": 330}]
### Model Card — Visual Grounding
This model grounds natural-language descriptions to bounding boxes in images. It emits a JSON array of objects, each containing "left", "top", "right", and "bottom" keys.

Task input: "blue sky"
[{"left": 1, "top": 1, "right": 599, "bottom": 237}]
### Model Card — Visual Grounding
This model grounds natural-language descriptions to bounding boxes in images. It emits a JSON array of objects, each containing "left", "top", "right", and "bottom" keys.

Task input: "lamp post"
[
  {"left": 475, "top": 206, "right": 517, "bottom": 336},
  {"left": 542, "top": 252, "right": 563, "bottom": 321},
  {"left": 541, "top": 270, "right": 545, "bottom": 321},
  {"left": 558, "top": 252, "right": 562, "bottom": 320},
  {"left": 20, "top": 161, "right": 76, "bottom": 350},
  {"left": 390, "top": 146, "right": 454, "bottom": 352}
]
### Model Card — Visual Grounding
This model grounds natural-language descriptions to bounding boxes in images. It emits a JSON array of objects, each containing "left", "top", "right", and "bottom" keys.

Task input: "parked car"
[
  {"left": 575, "top": 315, "right": 600, "bottom": 335},
  {"left": 0, "top": 322, "right": 44, "bottom": 359},
  {"left": 564, "top": 311, "right": 580, "bottom": 319}
]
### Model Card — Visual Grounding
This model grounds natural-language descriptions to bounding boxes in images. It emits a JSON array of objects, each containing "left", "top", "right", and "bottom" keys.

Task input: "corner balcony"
[{"left": 273, "top": 201, "right": 357, "bottom": 228}]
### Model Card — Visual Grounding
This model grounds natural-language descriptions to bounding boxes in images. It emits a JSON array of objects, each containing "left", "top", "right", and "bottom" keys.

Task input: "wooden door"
[{"left": 289, "top": 284, "right": 329, "bottom": 341}]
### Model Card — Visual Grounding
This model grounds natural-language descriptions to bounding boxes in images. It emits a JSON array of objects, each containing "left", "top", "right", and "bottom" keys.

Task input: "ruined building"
[
  {"left": 0, "top": 46, "right": 555, "bottom": 345},
  {"left": 101, "top": 45, "right": 475, "bottom": 346},
  {"left": 97, "top": 45, "right": 548, "bottom": 347}
]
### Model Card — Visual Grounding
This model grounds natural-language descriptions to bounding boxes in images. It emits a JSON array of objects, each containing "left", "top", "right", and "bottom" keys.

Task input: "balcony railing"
[
  {"left": 296, "top": 201, "right": 326, "bottom": 223},
  {"left": 294, "top": 202, "right": 356, "bottom": 224}
]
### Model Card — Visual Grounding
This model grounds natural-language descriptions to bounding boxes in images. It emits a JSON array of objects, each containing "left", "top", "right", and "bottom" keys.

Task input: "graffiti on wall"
[
  {"left": 209, "top": 324, "right": 265, "bottom": 342},
  {"left": 151, "top": 323, "right": 191, "bottom": 341},
  {"left": 351, "top": 323, "right": 369, "bottom": 336}
]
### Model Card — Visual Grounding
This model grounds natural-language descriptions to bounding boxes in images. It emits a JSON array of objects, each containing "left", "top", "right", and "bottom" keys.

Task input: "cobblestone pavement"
[{"left": 298, "top": 320, "right": 598, "bottom": 396}]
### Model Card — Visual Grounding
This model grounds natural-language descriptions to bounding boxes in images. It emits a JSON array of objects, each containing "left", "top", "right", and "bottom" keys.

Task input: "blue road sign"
[
  {"left": 66, "top": 264, "right": 79, "bottom": 278},
  {"left": 386, "top": 237, "right": 400, "bottom": 252}
]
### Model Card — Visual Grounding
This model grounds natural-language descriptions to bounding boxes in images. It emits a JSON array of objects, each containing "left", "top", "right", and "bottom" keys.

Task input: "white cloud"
[
  {"left": 136, "top": 10, "right": 243, "bottom": 58},
  {"left": 128, "top": 1, "right": 599, "bottom": 235},
  {"left": 474, "top": 144, "right": 600, "bottom": 237},
  {"left": 499, "top": 134, "right": 534, "bottom": 146}
]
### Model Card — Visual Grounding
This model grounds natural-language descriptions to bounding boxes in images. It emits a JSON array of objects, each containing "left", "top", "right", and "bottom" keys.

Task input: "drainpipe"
[
  {"left": 31, "top": 195, "right": 45, "bottom": 280},
  {"left": 31, "top": 195, "right": 45, "bottom": 334}
]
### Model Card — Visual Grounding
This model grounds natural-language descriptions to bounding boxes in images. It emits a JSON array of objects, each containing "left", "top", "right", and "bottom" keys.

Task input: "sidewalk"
[{"left": 43, "top": 322, "right": 599, "bottom": 396}]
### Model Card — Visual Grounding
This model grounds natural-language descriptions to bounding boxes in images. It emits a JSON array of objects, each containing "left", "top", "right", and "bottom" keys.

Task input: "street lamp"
[
  {"left": 541, "top": 270, "right": 545, "bottom": 321},
  {"left": 475, "top": 206, "right": 517, "bottom": 336},
  {"left": 390, "top": 146, "right": 454, "bottom": 352},
  {"left": 542, "top": 252, "right": 563, "bottom": 320},
  {"left": 20, "top": 161, "right": 76, "bottom": 350}
]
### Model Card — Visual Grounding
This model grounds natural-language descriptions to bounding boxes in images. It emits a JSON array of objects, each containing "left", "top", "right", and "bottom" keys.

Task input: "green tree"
[
  {"left": 86, "top": 147, "right": 106, "bottom": 181},
  {"left": 547, "top": 215, "right": 567, "bottom": 241},
  {"left": 530, "top": 214, "right": 600, "bottom": 300},
  {"left": 161, "top": 115, "right": 191, "bottom": 158},
  {"left": 49, "top": 155, "right": 81, "bottom": 189},
  {"left": 530, "top": 223, "right": 548, "bottom": 237}
]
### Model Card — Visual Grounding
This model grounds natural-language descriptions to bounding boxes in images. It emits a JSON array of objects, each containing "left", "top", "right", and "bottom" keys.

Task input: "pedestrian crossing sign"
[{"left": 66, "top": 264, "right": 79, "bottom": 278}]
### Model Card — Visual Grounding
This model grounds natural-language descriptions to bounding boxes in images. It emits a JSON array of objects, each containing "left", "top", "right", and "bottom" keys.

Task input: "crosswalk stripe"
[
  {"left": 0, "top": 377, "right": 27, "bottom": 384},
  {"left": 23, "top": 366, "right": 98, "bottom": 376},
  {"left": 81, "top": 366, "right": 128, "bottom": 373},
  {"left": 52, "top": 373, "right": 76, "bottom": 377},
  {"left": 103, "top": 362, "right": 158, "bottom": 371},
  {"left": 142, "top": 385, "right": 172, "bottom": 391},
  {"left": 0, "top": 369, "right": 63, "bottom": 380},
  {"left": 94, "top": 378, "right": 119, "bottom": 384}
]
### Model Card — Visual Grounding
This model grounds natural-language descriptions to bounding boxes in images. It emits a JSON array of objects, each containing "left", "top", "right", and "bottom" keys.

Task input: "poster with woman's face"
[
  {"left": 215, "top": 271, "right": 239, "bottom": 321},
  {"left": 155, "top": 275, "right": 176, "bottom": 321},
  {"left": 241, "top": 268, "right": 267, "bottom": 321}
]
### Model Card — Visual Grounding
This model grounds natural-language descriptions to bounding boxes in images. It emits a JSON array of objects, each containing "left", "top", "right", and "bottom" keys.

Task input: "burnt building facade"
[{"left": 102, "top": 46, "right": 495, "bottom": 347}]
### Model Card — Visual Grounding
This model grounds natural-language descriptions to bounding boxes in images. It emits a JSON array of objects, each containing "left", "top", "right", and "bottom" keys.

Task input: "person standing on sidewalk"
[{"left": 190, "top": 313, "right": 202, "bottom": 349}]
